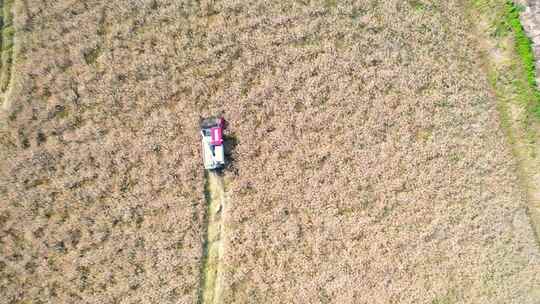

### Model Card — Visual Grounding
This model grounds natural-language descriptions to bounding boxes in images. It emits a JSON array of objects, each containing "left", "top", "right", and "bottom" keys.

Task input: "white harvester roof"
[{"left": 200, "top": 118, "right": 225, "bottom": 170}]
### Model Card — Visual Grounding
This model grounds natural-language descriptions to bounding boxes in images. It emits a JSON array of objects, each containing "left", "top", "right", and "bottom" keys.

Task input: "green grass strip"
[
  {"left": 505, "top": 1, "right": 540, "bottom": 117},
  {"left": 0, "top": 0, "right": 13, "bottom": 93}
]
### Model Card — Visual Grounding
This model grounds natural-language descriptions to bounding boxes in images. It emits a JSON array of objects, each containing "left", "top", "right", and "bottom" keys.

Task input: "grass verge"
[
  {"left": 501, "top": 1, "right": 540, "bottom": 118},
  {"left": 0, "top": 0, "right": 14, "bottom": 93},
  {"left": 469, "top": 0, "right": 540, "bottom": 245}
]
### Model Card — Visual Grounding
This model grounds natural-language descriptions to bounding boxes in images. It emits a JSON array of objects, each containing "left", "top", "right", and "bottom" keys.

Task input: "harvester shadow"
[{"left": 222, "top": 133, "right": 238, "bottom": 173}]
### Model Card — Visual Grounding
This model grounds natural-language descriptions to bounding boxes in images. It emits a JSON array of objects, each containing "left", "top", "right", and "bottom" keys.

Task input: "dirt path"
[{"left": 199, "top": 171, "right": 228, "bottom": 304}]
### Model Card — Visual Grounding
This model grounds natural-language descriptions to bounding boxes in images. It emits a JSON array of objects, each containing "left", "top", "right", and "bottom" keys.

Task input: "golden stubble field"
[{"left": 1, "top": 0, "right": 539, "bottom": 303}]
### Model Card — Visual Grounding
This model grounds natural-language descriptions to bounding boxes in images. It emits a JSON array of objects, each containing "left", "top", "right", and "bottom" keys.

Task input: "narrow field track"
[{"left": 199, "top": 172, "right": 228, "bottom": 304}]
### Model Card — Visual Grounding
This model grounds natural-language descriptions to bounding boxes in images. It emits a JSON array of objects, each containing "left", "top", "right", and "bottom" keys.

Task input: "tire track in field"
[{"left": 199, "top": 171, "right": 228, "bottom": 304}]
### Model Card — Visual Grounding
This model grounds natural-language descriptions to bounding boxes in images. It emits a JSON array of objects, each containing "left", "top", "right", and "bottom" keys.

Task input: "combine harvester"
[
  {"left": 200, "top": 118, "right": 228, "bottom": 303},
  {"left": 200, "top": 117, "right": 225, "bottom": 170}
]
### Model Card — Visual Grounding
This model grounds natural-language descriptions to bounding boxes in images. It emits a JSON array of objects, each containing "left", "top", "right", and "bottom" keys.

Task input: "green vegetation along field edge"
[
  {"left": 469, "top": 0, "right": 540, "bottom": 244},
  {"left": 0, "top": 0, "right": 14, "bottom": 93},
  {"left": 502, "top": 1, "right": 540, "bottom": 118},
  {"left": 505, "top": 2, "right": 537, "bottom": 92}
]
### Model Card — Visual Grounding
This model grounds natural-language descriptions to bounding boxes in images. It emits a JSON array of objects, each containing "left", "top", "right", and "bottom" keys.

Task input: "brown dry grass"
[{"left": 1, "top": 0, "right": 540, "bottom": 303}]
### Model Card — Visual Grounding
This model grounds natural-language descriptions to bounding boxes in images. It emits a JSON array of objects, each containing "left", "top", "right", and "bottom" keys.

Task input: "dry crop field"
[{"left": 1, "top": 0, "right": 540, "bottom": 303}]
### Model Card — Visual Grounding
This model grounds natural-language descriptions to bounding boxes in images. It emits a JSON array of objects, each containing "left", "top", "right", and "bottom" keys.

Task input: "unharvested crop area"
[{"left": 1, "top": 0, "right": 540, "bottom": 303}]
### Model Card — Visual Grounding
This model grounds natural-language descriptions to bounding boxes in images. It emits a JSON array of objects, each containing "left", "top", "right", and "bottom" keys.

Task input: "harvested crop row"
[{"left": 199, "top": 172, "right": 228, "bottom": 304}]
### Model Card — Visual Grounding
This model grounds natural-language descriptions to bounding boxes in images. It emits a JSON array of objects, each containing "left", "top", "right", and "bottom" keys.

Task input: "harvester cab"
[{"left": 200, "top": 117, "right": 225, "bottom": 170}]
